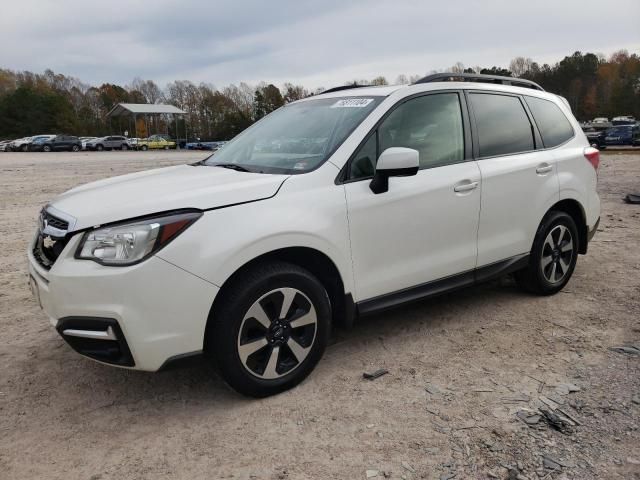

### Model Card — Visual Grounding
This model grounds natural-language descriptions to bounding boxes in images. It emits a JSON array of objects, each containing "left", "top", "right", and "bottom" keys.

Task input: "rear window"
[
  {"left": 469, "top": 93, "right": 534, "bottom": 157},
  {"left": 525, "top": 96, "right": 574, "bottom": 148}
]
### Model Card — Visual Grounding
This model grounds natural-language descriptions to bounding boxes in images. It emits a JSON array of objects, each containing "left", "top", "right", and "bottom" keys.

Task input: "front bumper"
[
  {"left": 28, "top": 233, "right": 219, "bottom": 371},
  {"left": 588, "top": 216, "right": 600, "bottom": 242}
]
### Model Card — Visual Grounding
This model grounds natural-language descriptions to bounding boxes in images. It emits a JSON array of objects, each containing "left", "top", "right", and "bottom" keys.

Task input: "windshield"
[{"left": 203, "top": 96, "right": 382, "bottom": 174}]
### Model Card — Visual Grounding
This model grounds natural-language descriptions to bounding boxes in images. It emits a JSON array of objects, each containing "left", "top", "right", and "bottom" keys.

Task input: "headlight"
[{"left": 76, "top": 211, "right": 202, "bottom": 266}]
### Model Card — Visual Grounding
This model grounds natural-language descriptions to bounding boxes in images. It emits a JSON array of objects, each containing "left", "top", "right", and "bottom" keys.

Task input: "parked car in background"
[
  {"left": 79, "top": 137, "right": 97, "bottom": 150},
  {"left": 604, "top": 124, "right": 640, "bottom": 146},
  {"left": 26, "top": 135, "right": 57, "bottom": 151},
  {"left": 612, "top": 115, "right": 636, "bottom": 126},
  {"left": 582, "top": 125, "right": 608, "bottom": 149},
  {"left": 86, "top": 136, "right": 130, "bottom": 151},
  {"left": 32, "top": 135, "right": 82, "bottom": 152},
  {"left": 9, "top": 137, "right": 35, "bottom": 152},
  {"left": 136, "top": 134, "right": 176, "bottom": 150},
  {"left": 185, "top": 140, "right": 226, "bottom": 151},
  {"left": 592, "top": 117, "right": 609, "bottom": 124},
  {"left": 28, "top": 74, "right": 600, "bottom": 397}
]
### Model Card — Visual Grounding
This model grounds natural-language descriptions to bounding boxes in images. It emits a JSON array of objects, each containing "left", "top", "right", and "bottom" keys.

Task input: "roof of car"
[{"left": 296, "top": 81, "right": 562, "bottom": 105}]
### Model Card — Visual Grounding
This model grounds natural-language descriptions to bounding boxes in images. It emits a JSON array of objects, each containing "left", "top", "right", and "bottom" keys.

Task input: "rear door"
[{"left": 468, "top": 91, "right": 559, "bottom": 267}]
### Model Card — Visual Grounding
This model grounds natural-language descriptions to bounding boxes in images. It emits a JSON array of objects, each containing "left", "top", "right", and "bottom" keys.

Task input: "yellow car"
[{"left": 137, "top": 135, "right": 177, "bottom": 151}]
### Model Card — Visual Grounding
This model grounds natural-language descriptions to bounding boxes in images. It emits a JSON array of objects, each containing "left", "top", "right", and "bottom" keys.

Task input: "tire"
[
  {"left": 21, "top": 144, "right": 28, "bottom": 152},
  {"left": 96, "top": 144, "right": 104, "bottom": 151},
  {"left": 43, "top": 145, "right": 51, "bottom": 152},
  {"left": 164, "top": 145, "right": 169, "bottom": 150},
  {"left": 515, "top": 211, "right": 579, "bottom": 295},
  {"left": 71, "top": 144, "right": 80, "bottom": 152},
  {"left": 141, "top": 145, "right": 148, "bottom": 151},
  {"left": 121, "top": 144, "right": 128, "bottom": 151},
  {"left": 208, "top": 262, "right": 331, "bottom": 397}
]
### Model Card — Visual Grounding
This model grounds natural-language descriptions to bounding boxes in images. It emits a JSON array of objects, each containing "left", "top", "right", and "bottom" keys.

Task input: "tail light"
[{"left": 584, "top": 147, "right": 599, "bottom": 170}]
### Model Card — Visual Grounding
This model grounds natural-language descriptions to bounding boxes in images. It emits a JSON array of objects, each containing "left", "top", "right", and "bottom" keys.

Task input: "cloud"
[{"left": 1, "top": 0, "right": 638, "bottom": 89}]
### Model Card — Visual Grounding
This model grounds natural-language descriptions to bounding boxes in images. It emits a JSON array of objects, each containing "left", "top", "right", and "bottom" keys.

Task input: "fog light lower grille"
[{"left": 56, "top": 317, "right": 134, "bottom": 366}]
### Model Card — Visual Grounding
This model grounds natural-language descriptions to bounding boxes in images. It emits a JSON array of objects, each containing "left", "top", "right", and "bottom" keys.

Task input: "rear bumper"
[{"left": 27, "top": 233, "right": 219, "bottom": 371}]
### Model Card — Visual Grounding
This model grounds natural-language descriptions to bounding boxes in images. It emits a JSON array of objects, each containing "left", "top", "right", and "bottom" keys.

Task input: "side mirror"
[{"left": 369, "top": 147, "right": 419, "bottom": 194}]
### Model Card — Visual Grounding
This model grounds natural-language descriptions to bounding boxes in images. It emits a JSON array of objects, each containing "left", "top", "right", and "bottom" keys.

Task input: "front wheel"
[
  {"left": 121, "top": 144, "right": 129, "bottom": 150},
  {"left": 71, "top": 145, "right": 80, "bottom": 152},
  {"left": 515, "top": 211, "right": 578, "bottom": 295},
  {"left": 96, "top": 144, "right": 104, "bottom": 151},
  {"left": 140, "top": 145, "right": 148, "bottom": 151},
  {"left": 43, "top": 145, "right": 51, "bottom": 152},
  {"left": 208, "top": 262, "right": 331, "bottom": 397}
]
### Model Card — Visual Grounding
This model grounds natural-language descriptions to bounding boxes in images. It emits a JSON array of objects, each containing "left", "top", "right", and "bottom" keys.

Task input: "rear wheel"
[
  {"left": 121, "top": 144, "right": 129, "bottom": 150},
  {"left": 21, "top": 144, "right": 28, "bottom": 152},
  {"left": 515, "top": 211, "right": 578, "bottom": 295},
  {"left": 96, "top": 144, "right": 104, "bottom": 151},
  {"left": 208, "top": 262, "right": 331, "bottom": 397},
  {"left": 43, "top": 145, "right": 51, "bottom": 152},
  {"left": 71, "top": 144, "right": 80, "bottom": 152},
  {"left": 164, "top": 145, "right": 169, "bottom": 150},
  {"left": 141, "top": 145, "right": 148, "bottom": 151}
]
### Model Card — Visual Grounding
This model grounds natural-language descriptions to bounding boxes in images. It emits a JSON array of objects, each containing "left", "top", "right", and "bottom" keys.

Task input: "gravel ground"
[{"left": 0, "top": 150, "right": 639, "bottom": 480}]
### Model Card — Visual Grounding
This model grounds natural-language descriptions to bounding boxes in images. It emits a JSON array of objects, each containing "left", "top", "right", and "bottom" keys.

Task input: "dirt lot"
[{"left": 1, "top": 150, "right": 639, "bottom": 480}]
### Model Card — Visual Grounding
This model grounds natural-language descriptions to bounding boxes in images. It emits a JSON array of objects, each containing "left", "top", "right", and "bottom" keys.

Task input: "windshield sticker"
[{"left": 331, "top": 98, "right": 374, "bottom": 108}]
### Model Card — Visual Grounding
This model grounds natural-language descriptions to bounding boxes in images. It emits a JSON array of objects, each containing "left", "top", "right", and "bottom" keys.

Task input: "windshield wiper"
[{"left": 213, "top": 163, "right": 251, "bottom": 172}]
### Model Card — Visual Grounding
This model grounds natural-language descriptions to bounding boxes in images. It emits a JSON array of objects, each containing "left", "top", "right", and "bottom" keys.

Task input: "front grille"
[
  {"left": 33, "top": 234, "right": 69, "bottom": 270},
  {"left": 43, "top": 210, "right": 69, "bottom": 231},
  {"left": 32, "top": 208, "right": 73, "bottom": 270}
]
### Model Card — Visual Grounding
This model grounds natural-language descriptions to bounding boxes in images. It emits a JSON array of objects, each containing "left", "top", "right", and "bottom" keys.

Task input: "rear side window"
[
  {"left": 525, "top": 96, "right": 574, "bottom": 148},
  {"left": 469, "top": 93, "right": 534, "bottom": 157}
]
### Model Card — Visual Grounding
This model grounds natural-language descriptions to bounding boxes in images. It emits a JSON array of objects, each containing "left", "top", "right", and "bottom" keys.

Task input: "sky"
[{"left": 1, "top": 0, "right": 639, "bottom": 90}]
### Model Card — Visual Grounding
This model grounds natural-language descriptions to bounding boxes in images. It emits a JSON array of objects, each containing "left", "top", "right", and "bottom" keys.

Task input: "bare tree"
[
  {"left": 130, "top": 78, "right": 164, "bottom": 103},
  {"left": 395, "top": 74, "right": 409, "bottom": 85},
  {"left": 509, "top": 57, "right": 534, "bottom": 77},
  {"left": 282, "top": 83, "right": 308, "bottom": 103},
  {"left": 450, "top": 62, "right": 465, "bottom": 74},
  {"left": 370, "top": 76, "right": 388, "bottom": 86}
]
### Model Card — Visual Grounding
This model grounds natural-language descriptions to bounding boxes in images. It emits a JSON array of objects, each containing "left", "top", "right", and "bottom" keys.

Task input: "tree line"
[{"left": 0, "top": 49, "right": 638, "bottom": 141}]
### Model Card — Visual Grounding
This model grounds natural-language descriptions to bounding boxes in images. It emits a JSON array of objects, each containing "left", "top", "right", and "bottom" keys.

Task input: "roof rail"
[
  {"left": 319, "top": 84, "right": 368, "bottom": 95},
  {"left": 414, "top": 73, "right": 544, "bottom": 91}
]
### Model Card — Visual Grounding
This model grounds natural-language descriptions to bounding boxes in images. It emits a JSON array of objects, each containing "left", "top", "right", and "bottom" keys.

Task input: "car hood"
[{"left": 49, "top": 164, "right": 288, "bottom": 231}]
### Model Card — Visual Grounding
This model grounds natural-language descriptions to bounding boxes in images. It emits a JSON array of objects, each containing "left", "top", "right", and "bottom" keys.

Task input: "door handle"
[
  {"left": 453, "top": 181, "right": 479, "bottom": 193},
  {"left": 536, "top": 164, "right": 553, "bottom": 174}
]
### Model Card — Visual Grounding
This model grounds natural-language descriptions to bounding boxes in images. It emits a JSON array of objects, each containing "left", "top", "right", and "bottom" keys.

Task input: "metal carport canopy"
[{"left": 106, "top": 103, "right": 186, "bottom": 117}]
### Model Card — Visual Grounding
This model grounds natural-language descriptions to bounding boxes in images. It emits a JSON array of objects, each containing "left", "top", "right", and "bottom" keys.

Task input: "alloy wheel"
[
  {"left": 237, "top": 287, "right": 317, "bottom": 380},
  {"left": 541, "top": 225, "right": 574, "bottom": 284}
]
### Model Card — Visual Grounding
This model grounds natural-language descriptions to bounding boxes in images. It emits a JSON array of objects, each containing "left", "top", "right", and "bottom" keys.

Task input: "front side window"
[
  {"left": 525, "top": 96, "right": 574, "bottom": 148},
  {"left": 348, "top": 93, "right": 465, "bottom": 180},
  {"left": 469, "top": 93, "right": 534, "bottom": 157},
  {"left": 204, "top": 96, "right": 382, "bottom": 174}
]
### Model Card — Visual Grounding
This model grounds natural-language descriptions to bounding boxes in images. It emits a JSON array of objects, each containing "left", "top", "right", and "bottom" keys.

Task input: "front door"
[{"left": 343, "top": 92, "right": 481, "bottom": 303}]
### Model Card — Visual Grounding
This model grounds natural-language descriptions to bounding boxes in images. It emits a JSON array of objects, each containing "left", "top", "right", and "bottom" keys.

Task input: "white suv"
[{"left": 28, "top": 74, "right": 601, "bottom": 397}]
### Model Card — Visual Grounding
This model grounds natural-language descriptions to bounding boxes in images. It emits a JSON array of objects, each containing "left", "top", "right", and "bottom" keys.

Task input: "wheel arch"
[
  {"left": 547, "top": 198, "right": 588, "bottom": 254},
  {"left": 203, "top": 246, "right": 352, "bottom": 353}
]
